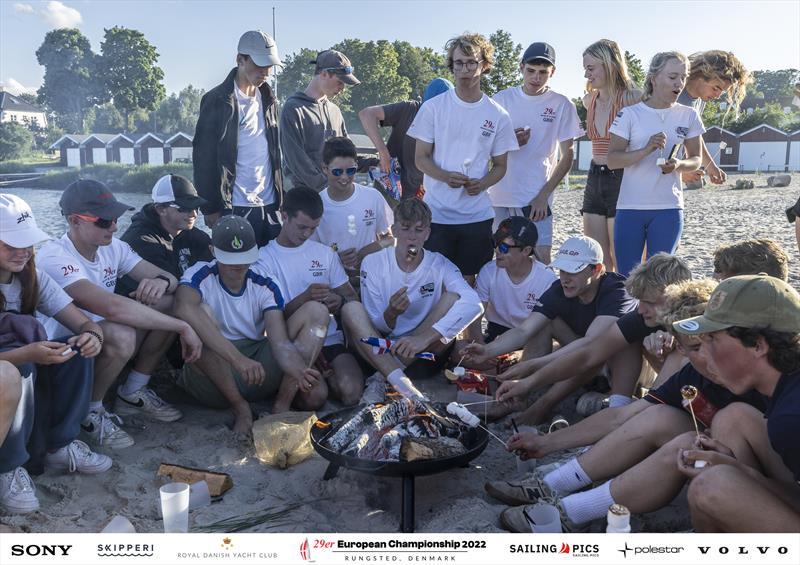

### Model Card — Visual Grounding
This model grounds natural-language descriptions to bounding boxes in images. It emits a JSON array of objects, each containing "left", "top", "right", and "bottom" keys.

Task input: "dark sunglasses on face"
[
  {"left": 495, "top": 241, "right": 522, "bottom": 254},
  {"left": 330, "top": 166, "right": 358, "bottom": 177},
  {"left": 73, "top": 213, "right": 116, "bottom": 229},
  {"left": 168, "top": 203, "right": 198, "bottom": 214}
]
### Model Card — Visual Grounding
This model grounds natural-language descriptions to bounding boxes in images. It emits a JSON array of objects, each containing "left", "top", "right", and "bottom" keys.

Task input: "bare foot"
[
  {"left": 484, "top": 398, "right": 527, "bottom": 422},
  {"left": 231, "top": 403, "right": 254, "bottom": 436}
]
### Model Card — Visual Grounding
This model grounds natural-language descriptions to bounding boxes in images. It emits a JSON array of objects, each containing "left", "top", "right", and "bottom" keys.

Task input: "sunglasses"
[
  {"left": 322, "top": 66, "right": 354, "bottom": 75},
  {"left": 495, "top": 241, "right": 522, "bottom": 254},
  {"left": 330, "top": 166, "right": 357, "bottom": 177},
  {"left": 168, "top": 203, "right": 198, "bottom": 214},
  {"left": 73, "top": 213, "right": 116, "bottom": 229}
]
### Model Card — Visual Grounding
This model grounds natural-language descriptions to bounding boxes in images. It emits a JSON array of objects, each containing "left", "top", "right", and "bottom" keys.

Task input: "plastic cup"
[
  {"left": 101, "top": 515, "right": 135, "bottom": 533},
  {"left": 514, "top": 425, "right": 538, "bottom": 474},
  {"left": 160, "top": 482, "right": 190, "bottom": 533},
  {"left": 188, "top": 480, "right": 211, "bottom": 510},
  {"left": 527, "top": 503, "right": 562, "bottom": 533}
]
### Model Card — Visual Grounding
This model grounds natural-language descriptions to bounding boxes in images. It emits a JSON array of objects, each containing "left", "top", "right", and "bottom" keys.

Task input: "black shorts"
[
  {"left": 581, "top": 162, "right": 623, "bottom": 218},
  {"left": 231, "top": 203, "right": 282, "bottom": 247},
  {"left": 485, "top": 321, "right": 512, "bottom": 343},
  {"left": 425, "top": 219, "right": 493, "bottom": 276},
  {"left": 321, "top": 343, "right": 349, "bottom": 362}
]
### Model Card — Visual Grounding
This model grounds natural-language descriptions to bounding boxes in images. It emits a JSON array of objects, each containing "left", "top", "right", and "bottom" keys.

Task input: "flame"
[{"left": 314, "top": 420, "right": 331, "bottom": 429}]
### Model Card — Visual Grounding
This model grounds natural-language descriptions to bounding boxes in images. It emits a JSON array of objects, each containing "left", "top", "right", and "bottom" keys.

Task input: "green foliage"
[
  {"left": 393, "top": 41, "right": 448, "bottom": 99},
  {"left": 35, "top": 28, "right": 105, "bottom": 131},
  {"left": 625, "top": 51, "right": 645, "bottom": 88},
  {"left": 481, "top": 30, "right": 522, "bottom": 96},
  {"left": 32, "top": 162, "right": 194, "bottom": 193},
  {"left": 85, "top": 104, "right": 126, "bottom": 133},
  {"left": 276, "top": 47, "right": 318, "bottom": 107},
  {"left": 749, "top": 69, "right": 798, "bottom": 102},
  {"left": 0, "top": 122, "right": 35, "bottom": 161},
  {"left": 99, "top": 26, "right": 166, "bottom": 130},
  {"left": 728, "top": 102, "right": 797, "bottom": 133},
  {"left": 150, "top": 85, "right": 205, "bottom": 135}
]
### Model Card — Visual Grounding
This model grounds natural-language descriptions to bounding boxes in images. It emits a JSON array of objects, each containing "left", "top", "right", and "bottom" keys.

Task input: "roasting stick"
[
  {"left": 680, "top": 384, "right": 707, "bottom": 468},
  {"left": 478, "top": 423, "right": 510, "bottom": 448}
]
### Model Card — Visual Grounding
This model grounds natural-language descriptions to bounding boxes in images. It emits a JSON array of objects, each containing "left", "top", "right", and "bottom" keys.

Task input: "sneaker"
[
  {"left": 45, "top": 440, "right": 113, "bottom": 474},
  {"left": 116, "top": 386, "right": 182, "bottom": 422},
  {"left": 576, "top": 392, "right": 608, "bottom": 417},
  {"left": 485, "top": 471, "right": 556, "bottom": 506},
  {"left": 500, "top": 500, "right": 588, "bottom": 533},
  {"left": 360, "top": 372, "right": 386, "bottom": 405},
  {"left": 0, "top": 467, "right": 39, "bottom": 514},
  {"left": 81, "top": 410, "right": 135, "bottom": 449}
]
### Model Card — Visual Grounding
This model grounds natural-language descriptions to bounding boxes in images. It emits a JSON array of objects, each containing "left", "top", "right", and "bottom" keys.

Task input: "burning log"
[{"left": 401, "top": 437, "right": 467, "bottom": 462}]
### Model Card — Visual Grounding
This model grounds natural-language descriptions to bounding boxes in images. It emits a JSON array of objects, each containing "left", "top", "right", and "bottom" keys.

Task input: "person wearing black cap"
[
  {"left": 118, "top": 174, "right": 212, "bottom": 298},
  {"left": 280, "top": 49, "right": 359, "bottom": 192},
  {"left": 193, "top": 30, "right": 284, "bottom": 246},
  {"left": 489, "top": 42, "right": 582, "bottom": 264},
  {"left": 37, "top": 180, "right": 203, "bottom": 450}
]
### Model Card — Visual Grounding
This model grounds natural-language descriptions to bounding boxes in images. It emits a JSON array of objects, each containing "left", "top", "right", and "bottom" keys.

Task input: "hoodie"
[{"left": 279, "top": 91, "right": 348, "bottom": 192}]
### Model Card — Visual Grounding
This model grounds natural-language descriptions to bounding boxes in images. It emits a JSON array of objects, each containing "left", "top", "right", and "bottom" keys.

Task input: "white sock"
[
  {"left": 89, "top": 401, "right": 104, "bottom": 413},
  {"left": 119, "top": 370, "right": 151, "bottom": 396},
  {"left": 561, "top": 480, "right": 615, "bottom": 525},
  {"left": 543, "top": 457, "right": 592, "bottom": 495},
  {"left": 608, "top": 394, "right": 633, "bottom": 408}
]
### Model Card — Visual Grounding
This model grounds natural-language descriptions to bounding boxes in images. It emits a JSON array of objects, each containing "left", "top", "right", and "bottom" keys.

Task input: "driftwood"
[
  {"left": 400, "top": 436, "right": 466, "bottom": 462},
  {"left": 157, "top": 463, "right": 233, "bottom": 496}
]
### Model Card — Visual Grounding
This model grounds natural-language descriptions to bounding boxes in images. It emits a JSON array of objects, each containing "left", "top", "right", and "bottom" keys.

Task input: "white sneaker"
[
  {"left": 360, "top": 371, "right": 386, "bottom": 405},
  {"left": 45, "top": 440, "right": 113, "bottom": 474},
  {"left": 81, "top": 409, "right": 135, "bottom": 449},
  {"left": 116, "top": 386, "right": 182, "bottom": 422},
  {"left": 0, "top": 467, "right": 39, "bottom": 514}
]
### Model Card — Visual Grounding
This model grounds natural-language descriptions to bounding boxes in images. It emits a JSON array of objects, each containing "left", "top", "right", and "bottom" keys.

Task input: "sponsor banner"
[{"left": 1, "top": 533, "right": 798, "bottom": 565}]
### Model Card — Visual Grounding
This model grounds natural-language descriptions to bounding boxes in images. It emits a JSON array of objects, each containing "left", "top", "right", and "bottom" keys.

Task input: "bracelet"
[
  {"left": 154, "top": 274, "right": 172, "bottom": 291},
  {"left": 85, "top": 330, "right": 103, "bottom": 345}
]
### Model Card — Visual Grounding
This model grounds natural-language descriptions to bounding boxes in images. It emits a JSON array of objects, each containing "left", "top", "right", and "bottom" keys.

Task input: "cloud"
[
  {"left": 14, "top": 1, "right": 82, "bottom": 28},
  {"left": 1, "top": 78, "right": 39, "bottom": 95}
]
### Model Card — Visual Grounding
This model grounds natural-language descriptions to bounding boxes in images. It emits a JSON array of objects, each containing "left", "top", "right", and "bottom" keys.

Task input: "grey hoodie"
[{"left": 279, "top": 91, "right": 348, "bottom": 191}]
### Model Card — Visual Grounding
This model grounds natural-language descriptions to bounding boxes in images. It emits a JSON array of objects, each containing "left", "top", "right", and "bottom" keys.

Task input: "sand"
[{"left": 1, "top": 173, "right": 797, "bottom": 534}]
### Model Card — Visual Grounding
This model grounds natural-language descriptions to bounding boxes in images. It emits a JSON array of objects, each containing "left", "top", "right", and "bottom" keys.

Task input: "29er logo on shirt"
[
  {"left": 541, "top": 107, "right": 556, "bottom": 123},
  {"left": 524, "top": 292, "right": 538, "bottom": 312},
  {"left": 309, "top": 259, "right": 325, "bottom": 277},
  {"left": 363, "top": 208, "right": 375, "bottom": 227},
  {"left": 480, "top": 119, "right": 496, "bottom": 138},
  {"left": 102, "top": 267, "right": 117, "bottom": 288}
]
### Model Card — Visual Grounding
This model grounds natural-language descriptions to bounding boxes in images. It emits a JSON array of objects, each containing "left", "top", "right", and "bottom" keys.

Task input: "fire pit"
[{"left": 310, "top": 402, "right": 489, "bottom": 532}]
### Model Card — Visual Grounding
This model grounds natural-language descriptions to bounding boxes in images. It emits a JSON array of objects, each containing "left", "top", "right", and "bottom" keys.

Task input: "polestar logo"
[{"left": 619, "top": 543, "right": 633, "bottom": 558}]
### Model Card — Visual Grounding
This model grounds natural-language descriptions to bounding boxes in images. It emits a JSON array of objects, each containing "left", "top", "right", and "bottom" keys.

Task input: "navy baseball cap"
[{"left": 522, "top": 42, "right": 556, "bottom": 66}]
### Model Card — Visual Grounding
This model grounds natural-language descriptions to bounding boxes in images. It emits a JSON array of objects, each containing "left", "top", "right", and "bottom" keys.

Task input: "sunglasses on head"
[
  {"left": 168, "top": 203, "right": 198, "bottom": 214},
  {"left": 330, "top": 166, "right": 357, "bottom": 177},
  {"left": 495, "top": 241, "right": 522, "bottom": 254},
  {"left": 73, "top": 213, "right": 116, "bottom": 229},
  {"left": 322, "top": 66, "right": 354, "bottom": 75}
]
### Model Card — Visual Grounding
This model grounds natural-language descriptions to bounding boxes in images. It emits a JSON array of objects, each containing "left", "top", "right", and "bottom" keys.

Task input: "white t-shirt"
[
  {"left": 475, "top": 259, "right": 557, "bottom": 329},
  {"left": 360, "top": 246, "right": 483, "bottom": 341},
  {"left": 37, "top": 235, "right": 143, "bottom": 337},
  {"left": 407, "top": 89, "right": 518, "bottom": 224},
  {"left": 233, "top": 83, "right": 275, "bottom": 207},
  {"left": 489, "top": 88, "right": 583, "bottom": 207},
  {"left": 609, "top": 102, "right": 705, "bottom": 210},
  {"left": 1, "top": 269, "right": 72, "bottom": 318},
  {"left": 179, "top": 261, "right": 283, "bottom": 341},
  {"left": 313, "top": 183, "right": 393, "bottom": 251},
  {"left": 258, "top": 239, "right": 349, "bottom": 346}
]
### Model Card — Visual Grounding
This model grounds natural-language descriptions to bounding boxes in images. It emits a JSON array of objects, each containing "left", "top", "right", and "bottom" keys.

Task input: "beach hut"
[
  {"left": 135, "top": 133, "right": 166, "bottom": 165},
  {"left": 788, "top": 130, "right": 800, "bottom": 172},
  {"left": 81, "top": 134, "right": 117, "bottom": 165},
  {"left": 165, "top": 132, "right": 193, "bottom": 162},
  {"left": 107, "top": 134, "right": 136, "bottom": 165},
  {"left": 48, "top": 134, "right": 89, "bottom": 168},
  {"left": 737, "top": 124, "right": 789, "bottom": 172},
  {"left": 702, "top": 126, "right": 739, "bottom": 171}
]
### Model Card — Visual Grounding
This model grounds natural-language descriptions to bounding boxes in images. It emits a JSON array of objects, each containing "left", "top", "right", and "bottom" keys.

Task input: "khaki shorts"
[{"left": 178, "top": 338, "right": 283, "bottom": 408}]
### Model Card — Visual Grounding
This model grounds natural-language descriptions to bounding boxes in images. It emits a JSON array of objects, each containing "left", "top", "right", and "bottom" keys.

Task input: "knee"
[
  {"left": 0, "top": 361, "right": 21, "bottom": 406},
  {"left": 340, "top": 301, "right": 365, "bottom": 329},
  {"left": 687, "top": 464, "right": 736, "bottom": 515},
  {"left": 298, "top": 300, "right": 330, "bottom": 325},
  {"left": 101, "top": 323, "right": 137, "bottom": 360},
  {"left": 302, "top": 384, "right": 328, "bottom": 410},
  {"left": 710, "top": 403, "right": 761, "bottom": 440},
  {"left": 657, "top": 430, "right": 696, "bottom": 462}
]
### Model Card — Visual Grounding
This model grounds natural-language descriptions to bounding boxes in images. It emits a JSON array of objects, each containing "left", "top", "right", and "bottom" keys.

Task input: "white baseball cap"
[
  {"left": 151, "top": 174, "right": 206, "bottom": 209},
  {"left": 0, "top": 193, "right": 51, "bottom": 248},
  {"left": 551, "top": 236, "right": 604, "bottom": 273},
  {"left": 237, "top": 30, "right": 282, "bottom": 68}
]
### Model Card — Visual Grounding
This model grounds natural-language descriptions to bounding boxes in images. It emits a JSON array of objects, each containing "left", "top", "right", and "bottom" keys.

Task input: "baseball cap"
[
  {"left": 312, "top": 50, "right": 360, "bottom": 85},
  {"left": 522, "top": 42, "right": 556, "bottom": 66},
  {"left": 0, "top": 193, "right": 51, "bottom": 248},
  {"left": 673, "top": 275, "right": 800, "bottom": 335},
  {"left": 211, "top": 215, "right": 259, "bottom": 265},
  {"left": 494, "top": 216, "right": 538, "bottom": 249},
  {"left": 423, "top": 77, "right": 454, "bottom": 102},
  {"left": 551, "top": 236, "right": 603, "bottom": 273},
  {"left": 60, "top": 179, "right": 135, "bottom": 220},
  {"left": 237, "top": 30, "right": 282, "bottom": 67},
  {"left": 151, "top": 174, "right": 206, "bottom": 209}
]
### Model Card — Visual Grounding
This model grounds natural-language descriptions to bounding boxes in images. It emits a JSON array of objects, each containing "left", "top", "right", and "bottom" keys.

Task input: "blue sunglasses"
[
  {"left": 495, "top": 241, "right": 523, "bottom": 254},
  {"left": 331, "top": 167, "right": 357, "bottom": 177}
]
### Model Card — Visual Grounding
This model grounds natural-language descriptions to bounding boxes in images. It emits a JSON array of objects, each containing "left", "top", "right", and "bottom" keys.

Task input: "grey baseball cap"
[
  {"left": 238, "top": 30, "right": 282, "bottom": 67},
  {"left": 211, "top": 215, "right": 259, "bottom": 265},
  {"left": 60, "top": 179, "right": 135, "bottom": 220}
]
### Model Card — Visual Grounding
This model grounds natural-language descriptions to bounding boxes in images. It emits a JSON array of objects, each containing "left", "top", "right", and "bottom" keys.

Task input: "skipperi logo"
[{"left": 299, "top": 538, "right": 315, "bottom": 562}]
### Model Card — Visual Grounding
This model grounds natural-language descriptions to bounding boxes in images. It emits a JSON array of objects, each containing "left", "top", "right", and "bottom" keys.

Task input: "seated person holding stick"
[{"left": 174, "top": 216, "right": 329, "bottom": 434}]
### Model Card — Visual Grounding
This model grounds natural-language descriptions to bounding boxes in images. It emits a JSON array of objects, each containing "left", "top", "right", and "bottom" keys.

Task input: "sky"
[{"left": 1, "top": 0, "right": 799, "bottom": 101}]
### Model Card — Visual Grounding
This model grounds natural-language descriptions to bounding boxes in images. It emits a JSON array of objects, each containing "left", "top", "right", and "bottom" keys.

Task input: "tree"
[
  {"left": 276, "top": 47, "right": 318, "bottom": 107},
  {"left": 86, "top": 104, "right": 126, "bottom": 133},
  {"left": 0, "top": 122, "right": 34, "bottom": 161},
  {"left": 99, "top": 26, "right": 166, "bottom": 130},
  {"left": 625, "top": 51, "right": 645, "bottom": 88},
  {"left": 750, "top": 69, "right": 798, "bottom": 102},
  {"left": 728, "top": 102, "right": 791, "bottom": 133},
  {"left": 482, "top": 30, "right": 522, "bottom": 96},
  {"left": 393, "top": 41, "right": 447, "bottom": 99},
  {"left": 151, "top": 85, "right": 205, "bottom": 134},
  {"left": 35, "top": 28, "right": 104, "bottom": 132}
]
